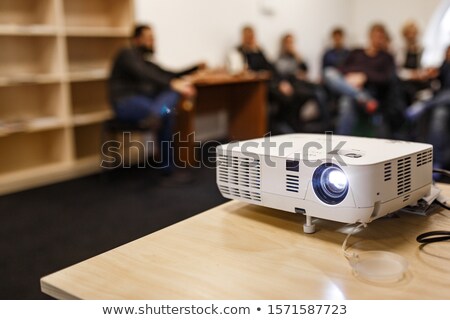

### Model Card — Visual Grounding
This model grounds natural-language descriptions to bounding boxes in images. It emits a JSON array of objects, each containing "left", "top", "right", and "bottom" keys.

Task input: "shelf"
[
  {"left": 0, "top": 162, "right": 70, "bottom": 195},
  {"left": 74, "top": 123, "right": 103, "bottom": 160},
  {"left": 67, "top": 37, "right": 128, "bottom": 73},
  {"left": 63, "top": 0, "right": 133, "bottom": 28},
  {"left": 26, "top": 117, "right": 66, "bottom": 132},
  {"left": 0, "top": 117, "right": 66, "bottom": 137},
  {"left": 0, "top": 73, "right": 62, "bottom": 87},
  {"left": 0, "top": 82, "right": 64, "bottom": 121},
  {"left": 73, "top": 110, "right": 113, "bottom": 126},
  {"left": 70, "top": 79, "right": 110, "bottom": 114},
  {"left": 65, "top": 26, "right": 131, "bottom": 37},
  {"left": 74, "top": 155, "right": 101, "bottom": 171},
  {"left": 0, "top": 128, "right": 69, "bottom": 175},
  {"left": 0, "top": 24, "right": 58, "bottom": 36},
  {"left": 0, "top": 35, "right": 61, "bottom": 77},
  {"left": 67, "top": 69, "right": 108, "bottom": 82},
  {"left": 0, "top": 0, "right": 56, "bottom": 26},
  {"left": 0, "top": 0, "right": 134, "bottom": 195}
]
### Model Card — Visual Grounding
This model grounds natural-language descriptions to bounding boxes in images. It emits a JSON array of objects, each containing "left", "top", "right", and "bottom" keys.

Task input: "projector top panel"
[{"left": 217, "top": 134, "right": 432, "bottom": 166}]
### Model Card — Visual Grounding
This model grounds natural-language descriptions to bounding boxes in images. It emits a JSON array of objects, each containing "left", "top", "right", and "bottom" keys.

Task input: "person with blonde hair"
[{"left": 398, "top": 20, "right": 436, "bottom": 105}]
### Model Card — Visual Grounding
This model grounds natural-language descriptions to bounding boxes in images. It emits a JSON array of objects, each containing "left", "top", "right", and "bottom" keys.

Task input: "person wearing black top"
[
  {"left": 273, "top": 33, "right": 329, "bottom": 132},
  {"left": 397, "top": 21, "right": 434, "bottom": 105},
  {"left": 236, "top": 25, "right": 273, "bottom": 72},
  {"left": 333, "top": 24, "right": 397, "bottom": 136},
  {"left": 108, "top": 25, "right": 202, "bottom": 177},
  {"left": 322, "top": 28, "right": 350, "bottom": 71}
]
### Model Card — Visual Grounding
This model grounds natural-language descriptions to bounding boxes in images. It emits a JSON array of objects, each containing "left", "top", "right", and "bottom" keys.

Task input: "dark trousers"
[{"left": 113, "top": 90, "right": 180, "bottom": 173}]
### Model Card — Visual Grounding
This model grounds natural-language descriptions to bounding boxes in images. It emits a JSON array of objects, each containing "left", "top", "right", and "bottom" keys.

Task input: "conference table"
[
  {"left": 41, "top": 183, "right": 450, "bottom": 299},
  {"left": 175, "top": 70, "right": 269, "bottom": 166}
]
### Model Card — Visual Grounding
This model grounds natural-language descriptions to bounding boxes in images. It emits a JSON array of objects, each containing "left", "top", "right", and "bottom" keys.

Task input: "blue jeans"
[
  {"left": 323, "top": 67, "right": 372, "bottom": 102},
  {"left": 335, "top": 95, "right": 387, "bottom": 136},
  {"left": 406, "top": 90, "right": 450, "bottom": 122},
  {"left": 335, "top": 95, "right": 357, "bottom": 135},
  {"left": 113, "top": 90, "right": 180, "bottom": 173},
  {"left": 324, "top": 67, "right": 388, "bottom": 136}
]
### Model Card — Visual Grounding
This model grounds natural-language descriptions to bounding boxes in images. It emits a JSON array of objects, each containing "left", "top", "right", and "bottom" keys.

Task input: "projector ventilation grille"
[
  {"left": 384, "top": 162, "right": 392, "bottom": 181},
  {"left": 217, "top": 155, "right": 261, "bottom": 201},
  {"left": 416, "top": 149, "right": 432, "bottom": 167},
  {"left": 397, "top": 156, "right": 412, "bottom": 196},
  {"left": 218, "top": 186, "right": 261, "bottom": 202},
  {"left": 286, "top": 174, "right": 299, "bottom": 193}
]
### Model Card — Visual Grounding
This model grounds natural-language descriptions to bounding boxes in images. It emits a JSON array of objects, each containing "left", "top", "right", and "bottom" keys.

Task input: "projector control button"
[{"left": 344, "top": 152, "right": 362, "bottom": 158}]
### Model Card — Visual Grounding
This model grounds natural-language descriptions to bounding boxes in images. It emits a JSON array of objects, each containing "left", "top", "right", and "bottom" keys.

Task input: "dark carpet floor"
[{"left": 0, "top": 165, "right": 227, "bottom": 299}]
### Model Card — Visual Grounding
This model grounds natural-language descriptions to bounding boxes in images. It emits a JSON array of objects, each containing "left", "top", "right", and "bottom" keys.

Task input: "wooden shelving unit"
[
  {"left": 0, "top": 0, "right": 57, "bottom": 27},
  {"left": 0, "top": 0, "right": 134, "bottom": 195},
  {"left": 67, "top": 36, "right": 128, "bottom": 74},
  {"left": 73, "top": 123, "right": 103, "bottom": 160}
]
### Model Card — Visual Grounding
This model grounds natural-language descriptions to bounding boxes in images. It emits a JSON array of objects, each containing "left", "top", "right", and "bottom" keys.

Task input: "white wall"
[
  {"left": 135, "top": 0, "right": 257, "bottom": 69},
  {"left": 135, "top": 0, "right": 442, "bottom": 78},
  {"left": 135, "top": 0, "right": 352, "bottom": 80},
  {"left": 254, "top": 0, "right": 352, "bottom": 79}
]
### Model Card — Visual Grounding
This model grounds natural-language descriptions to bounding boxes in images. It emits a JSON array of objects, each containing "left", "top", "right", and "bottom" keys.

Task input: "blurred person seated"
[
  {"left": 234, "top": 25, "right": 281, "bottom": 133},
  {"left": 272, "top": 33, "right": 329, "bottom": 132},
  {"left": 321, "top": 27, "right": 350, "bottom": 122},
  {"left": 397, "top": 21, "right": 436, "bottom": 105},
  {"left": 324, "top": 24, "right": 397, "bottom": 137},
  {"left": 322, "top": 27, "right": 350, "bottom": 72},
  {"left": 236, "top": 25, "right": 273, "bottom": 72},
  {"left": 108, "top": 24, "right": 203, "bottom": 180},
  {"left": 406, "top": 46, "right": 450, "bottom": 177}
]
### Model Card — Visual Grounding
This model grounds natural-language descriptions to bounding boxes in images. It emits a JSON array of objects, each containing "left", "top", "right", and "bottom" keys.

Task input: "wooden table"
[
  {"left": 41, "top": 184, "right": 450, "bottom": 299},
  {"left": 175, "top": 71, "right": 268, "bottom": 166}
]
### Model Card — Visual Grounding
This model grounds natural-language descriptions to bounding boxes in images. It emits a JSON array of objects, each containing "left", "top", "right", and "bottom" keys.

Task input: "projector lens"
[{"left": 313, "top": 164, "right": 349, "bottom": 205}]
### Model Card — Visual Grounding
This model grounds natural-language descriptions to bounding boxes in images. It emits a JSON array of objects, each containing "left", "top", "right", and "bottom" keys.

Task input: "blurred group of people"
[
  {"left": 235, "top": 23, "right": 450, "bottom": 175},
  {"left": 108, "top": 22, "right": 450, "bottom": 181}
]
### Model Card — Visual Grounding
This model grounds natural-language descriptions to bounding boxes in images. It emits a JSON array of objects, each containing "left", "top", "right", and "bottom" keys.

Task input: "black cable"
[
  {"left": 416, "top": 169, "right": 450, "bottom": 244},
  {"left": 433, "top": 168, "right": 450, "bottom": 178},
  {"left": 436, "top": 200, "right": 450, "bottom": 211},
  {"left": 417, "top": 231, "right": 450, "bottom": 244}
]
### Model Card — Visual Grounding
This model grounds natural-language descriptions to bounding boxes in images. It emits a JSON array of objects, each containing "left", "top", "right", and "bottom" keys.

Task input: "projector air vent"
[
  {"left": 286, "top": 174, "right": 299, "bottom": 193},
  {"left": 217, "top": 154, "right": 261, "bottom": 201},
  {"left": 416, "top": 149, "right": 432, "bottom": 167},
  {"left": 397, "top": 156, "right": 412, "bottom": 196},
  {"left": 384, "top": 162, "right": 392, "bottom": 181}
]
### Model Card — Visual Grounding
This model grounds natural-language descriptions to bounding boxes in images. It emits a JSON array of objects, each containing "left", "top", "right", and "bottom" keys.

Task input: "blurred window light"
[{"left": 423, "top": 0, "right": 450, "bottom": 66}]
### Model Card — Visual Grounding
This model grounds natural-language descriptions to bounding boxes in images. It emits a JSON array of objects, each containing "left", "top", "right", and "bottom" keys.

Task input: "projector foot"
[{"left": 303, "top": 215, "right": 316, "bottom": 234}]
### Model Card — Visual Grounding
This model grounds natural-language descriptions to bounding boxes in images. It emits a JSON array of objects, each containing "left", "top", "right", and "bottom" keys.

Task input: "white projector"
[{"left": 216, "top": 134, "right": 433, "bottom": 233}]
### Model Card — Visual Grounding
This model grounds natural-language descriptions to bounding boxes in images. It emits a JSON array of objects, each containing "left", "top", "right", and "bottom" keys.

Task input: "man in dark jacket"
[
  {"left": 109, "top": 25, "right": 202, "bottom": 177},
  {"left": 322, "top": 27, "right": 350, "bottom": 71}
]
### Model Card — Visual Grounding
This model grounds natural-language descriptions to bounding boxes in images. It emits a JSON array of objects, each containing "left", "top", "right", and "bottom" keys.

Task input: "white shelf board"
[
  {"left": 65, "top": 26, "right": 131, "bottom": 37},
  {"left": 0, "top": 24, "right": 59, "bottom": 36},
  {"left": 72, "top": 110, "right": 113, "bottom": 126}
]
